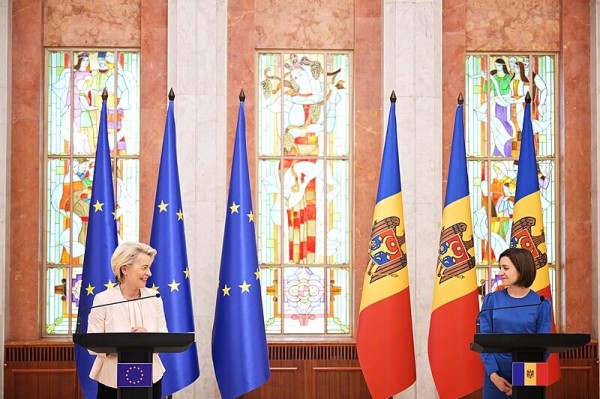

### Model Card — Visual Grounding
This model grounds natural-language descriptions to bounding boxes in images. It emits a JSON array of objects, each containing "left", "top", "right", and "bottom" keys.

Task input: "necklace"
[{"left": 119, "top": 285, "right": 141, "bottom": 300}]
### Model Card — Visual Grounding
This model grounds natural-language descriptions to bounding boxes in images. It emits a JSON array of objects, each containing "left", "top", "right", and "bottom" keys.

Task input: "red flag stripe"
[
  {"left": 357, "top": 289, "right": 415, "bottom": 399},
  {"left": 428, "top": 290, "right": 483, "bottom": 398}
]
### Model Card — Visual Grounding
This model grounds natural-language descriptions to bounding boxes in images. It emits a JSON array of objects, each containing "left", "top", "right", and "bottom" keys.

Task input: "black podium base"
[
  {"left": 117, "top": 350, "right": 153, "bottom": 399},
  {"left": 512, "top": 349, "right": 545, "bottom": 399}
]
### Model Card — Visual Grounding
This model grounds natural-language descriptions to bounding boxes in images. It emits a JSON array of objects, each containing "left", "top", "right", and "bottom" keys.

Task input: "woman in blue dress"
[{"left": 479, "top": 248, "right": 552, "bottom": 398}]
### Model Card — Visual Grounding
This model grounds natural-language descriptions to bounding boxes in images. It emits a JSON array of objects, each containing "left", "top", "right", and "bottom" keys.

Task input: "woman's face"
[
  {"left": 498, "top": 256, "right": 520, "bottom": 287},
  {"left": 121, "top": 253, "right": 153, "bottom": 290}
]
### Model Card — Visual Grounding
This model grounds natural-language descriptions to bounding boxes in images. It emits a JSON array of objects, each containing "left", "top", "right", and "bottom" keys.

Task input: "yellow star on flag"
[
  {"left": 230, "top": 202, "right": 240, "bottom": 214},
  {"left": 184, "top": 267, "right": 190, "bottom": 279},
  {"left": 239, "top": 280, "right": 251, "bottom": 293},
  {"left": 112, "top": 210, "right": 118, "bottom": 220},
  {"left": 176, "top": 209, "right": 184, "bottom": 221},
  {"left": 168, "top": 279, "right": 180, "bottom": 292},
  {"left": 93, "top": 200, "right": 104, "bottom": 212},
  {"left": 104, "top": 280, "right": 116, "bottom": 289},
  {"left": 85, "top": 283, "right": 95, "bottom": 296},
  {"left": 254, "top": 268, "right": 261, "bottom": 280},
  {"left": 151, "top": 283, "right": 160, "bottom": 291},
  {"left": 247, "top": 210, "right": 255, "bottom": 222},
  {"left": 222, "top": 284, "right": 231, "bottom": 296},
  {"left": 157, "top": 201, "right": 169, "bottom": 212}
]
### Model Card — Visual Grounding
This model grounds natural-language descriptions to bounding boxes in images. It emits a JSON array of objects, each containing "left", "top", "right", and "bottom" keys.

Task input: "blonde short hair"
[{"left": 111, "top": 242, "right": 157, "bottom": 283}]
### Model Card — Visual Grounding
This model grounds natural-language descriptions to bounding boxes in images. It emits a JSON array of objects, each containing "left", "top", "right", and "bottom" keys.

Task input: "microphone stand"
[{"left": 75, "top": 293, "right": 161, "bottom": 334}]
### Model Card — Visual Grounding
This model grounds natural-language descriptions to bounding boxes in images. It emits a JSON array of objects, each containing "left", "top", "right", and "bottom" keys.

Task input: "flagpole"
[
  {"left": 428, "top": 92, "right": 483, "bottom": 399},
  {"left": 147, "top": 89, "right": 201, "bottom": 396},
  {"left": 357, "top": 90, "right": 416, "bottom": 399},
  {"left": 74, "top": 89, "right": 119, "bottom": 399},
  {"left": 212, "top": 89, "right": 270, "bottom": 399}
]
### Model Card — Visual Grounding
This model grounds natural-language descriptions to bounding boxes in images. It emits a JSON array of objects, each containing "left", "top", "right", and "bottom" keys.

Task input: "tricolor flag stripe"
[{"left": 512, "top": 362, "right": 549, "bottom": 386}]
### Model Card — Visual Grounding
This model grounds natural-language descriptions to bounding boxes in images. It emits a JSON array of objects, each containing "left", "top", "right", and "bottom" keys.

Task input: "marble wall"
[
  {"left": 593, "top": 0, "right": 600, "bottom": 340},
  {"left": 0, "top": 0, "right": 9, "bottom": 393},
  {"left": 466, "top": 0, "right": 560, "bottom": 51}
]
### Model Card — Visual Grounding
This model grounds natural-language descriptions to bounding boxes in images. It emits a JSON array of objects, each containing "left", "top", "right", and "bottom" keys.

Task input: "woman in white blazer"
[{"left": 87, "top": 242, "right": 168, "bottom": 399}]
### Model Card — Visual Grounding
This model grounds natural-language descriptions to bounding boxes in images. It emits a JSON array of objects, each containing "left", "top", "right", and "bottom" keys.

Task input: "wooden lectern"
[
  {"left": 471, "top": 333, "right": 590, "bottom": 399},
  {"left": 73, "top": 332, "right": 194, "bottom": 399}
]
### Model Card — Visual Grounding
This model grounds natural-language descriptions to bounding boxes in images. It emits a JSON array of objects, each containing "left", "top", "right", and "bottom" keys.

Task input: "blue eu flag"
[
  {"left": 74, "top": 92, "right": 119, "bottom": 399},
  {"left": 212, "top": 91, "right": 270, "bottom": 399},
  {"left": 147, "top": 90, "right": 200, "bottom": 396}
]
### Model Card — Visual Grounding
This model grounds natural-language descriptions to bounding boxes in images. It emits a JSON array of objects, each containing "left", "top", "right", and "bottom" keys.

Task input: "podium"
[
  {"left": 471, "top": 333, "right": 590, "bottom": 399},
  {"left": 74, "top": 332, "right": 194, "bottom": 399}
]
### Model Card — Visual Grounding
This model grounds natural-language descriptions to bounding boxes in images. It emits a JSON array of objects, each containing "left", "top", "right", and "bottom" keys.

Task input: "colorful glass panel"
[
  {"left": 45, "top": 267, "right": 69, "bottom": 334},
  {"left": 326, "top": 267, "right": 350, "bottom": 334},
  {"left": 326, "top": 54, "right": 351, "bottom": 157},
  {"left": 324, "top": 160, "right": 350, "bottom": 265},
  {"left": 258, "top": 51, "right": 351, "bottom": 335},
  {"left": 283, "top": 267, "right": 326, "bottom": 334},
  {"left": 45, "top": 49, "right": 140, "bottom": 336},
  {"left": 115, "top": 159, "right": 140, "bottom": 242},
  {"left": 261, "top": 267, "right": 281, "bottom": 334},
  {"left": 257, "top": 159, "right": 282, "bottom": 265},
  {"left": 47, "top": 51, "right": 140, "bottom": 156},
  {"left": 257, "top": 53, "right": 282, "bottom": 157},
  {"left": 466, "top": 54, "right": 557, "bottom": 312},
  {"left": 46, "top": 157, "right": 94, "bottom": 265}
]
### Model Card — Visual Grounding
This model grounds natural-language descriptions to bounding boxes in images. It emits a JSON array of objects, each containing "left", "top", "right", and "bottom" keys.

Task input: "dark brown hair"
[{"left": 498, "top": 247, "right": 536, "bottom": 288}]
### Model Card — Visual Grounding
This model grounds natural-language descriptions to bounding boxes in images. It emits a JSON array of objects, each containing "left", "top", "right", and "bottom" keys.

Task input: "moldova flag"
[
  {"left": 512, "top": 362, "right": 549, "bottom": 386},
  {"left": 510, "top": 92, "right": 560, "bottom": 385},
  {"left": 356, "top": 91, "right": 416, "bottom": 399},
  {"left": 428, "top": 95, "right": 483, "bottom": 398}
]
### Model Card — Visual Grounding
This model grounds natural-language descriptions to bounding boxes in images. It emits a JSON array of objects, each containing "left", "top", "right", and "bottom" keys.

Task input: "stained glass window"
[
  {"left": 45, "top": 50, "right": 140, "bottom": 335},
  {"left": 465, "top": 54, "right": 558, "bottom": 309},
  {"left": 257, "top": 52, "right": 352, "bottom": 334}
]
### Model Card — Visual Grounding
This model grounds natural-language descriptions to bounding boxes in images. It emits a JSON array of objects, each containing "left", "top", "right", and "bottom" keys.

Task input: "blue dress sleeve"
[
  {"left": 479, "top": 294, "right": 500, "bottom": 376},
  {"left": 536, "top": 298, "right": 552, "bottom": 333}
]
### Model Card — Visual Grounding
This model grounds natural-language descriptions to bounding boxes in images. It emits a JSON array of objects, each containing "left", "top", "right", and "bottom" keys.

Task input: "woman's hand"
[
  {"left": 490, "top": 372, "right": 513, "bottom": 396},
  {"left": 131, "top": 326, "right": 148, "bottom": 332}
]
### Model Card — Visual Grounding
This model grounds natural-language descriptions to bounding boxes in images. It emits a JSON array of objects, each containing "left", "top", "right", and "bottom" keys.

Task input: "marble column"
[
  {"left": 384, "top": 0, "right": 442, "bottom": 398},
  {"left": 168, "top": 0, "right": 227, "bottom": 397}
]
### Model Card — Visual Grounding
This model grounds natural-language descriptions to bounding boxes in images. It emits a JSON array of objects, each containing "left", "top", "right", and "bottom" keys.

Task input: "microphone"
[
  {"left": 476, "top": 295, "right": 545, "bottom": 333},
  {"left": 75, "top": 292, "right": 161, "bottom": 334}
]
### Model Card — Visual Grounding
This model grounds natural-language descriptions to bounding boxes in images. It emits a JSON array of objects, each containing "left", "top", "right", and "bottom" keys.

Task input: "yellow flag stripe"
[
  {"left": 360, "top": 193, "right": 409, "bottom": 311},
  {"left": 431, "top": 196, "right": 477, "bottom": 311},
  {"left": 512, "top": 191, "right": 550, "bottom": 290}
]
